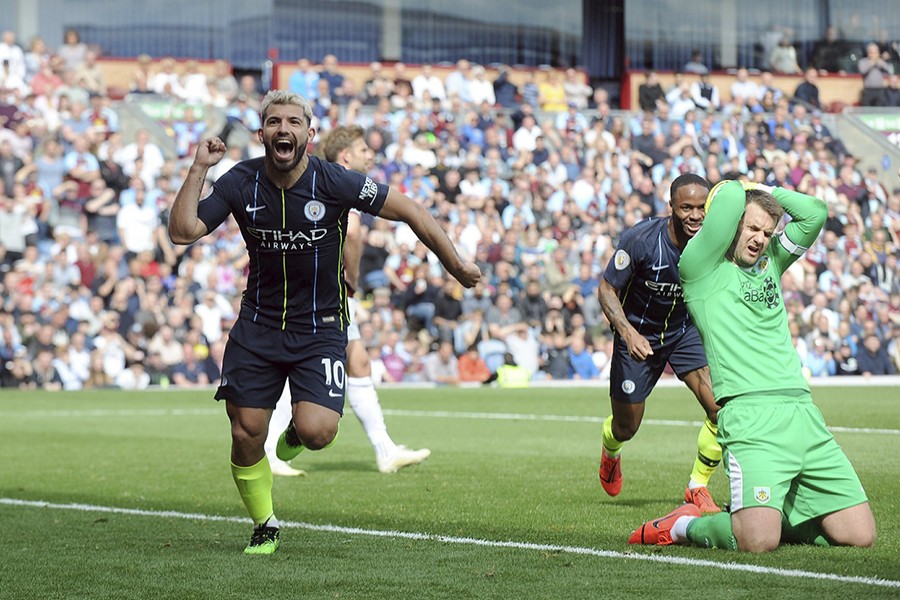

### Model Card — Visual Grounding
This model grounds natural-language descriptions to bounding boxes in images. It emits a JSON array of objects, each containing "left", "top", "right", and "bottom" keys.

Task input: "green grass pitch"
[{"left": 1, "top": 385, "right": 898, "bottom": 599}]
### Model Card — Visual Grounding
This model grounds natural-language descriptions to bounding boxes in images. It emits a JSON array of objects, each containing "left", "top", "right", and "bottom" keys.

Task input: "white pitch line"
[
  {"left": 1, "top": 498, "right": 897, "bottom": 590},
  {"left": 3, "top": 407, "right": 899, "bottom": 436}
]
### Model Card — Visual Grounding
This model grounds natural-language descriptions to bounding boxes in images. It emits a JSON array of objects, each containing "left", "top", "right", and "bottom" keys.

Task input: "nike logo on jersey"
[
  {"left": 245, "top": 204, "right": 265, "bottom": 213},
  {"left": 650, "top": 264, "right": 670, "bottom": 271},
  {"left": 328, "top": 389, "right": 344, "bottom": 398}
]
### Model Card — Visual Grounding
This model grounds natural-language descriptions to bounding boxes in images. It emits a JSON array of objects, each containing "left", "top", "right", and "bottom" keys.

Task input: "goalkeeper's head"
[{"left": 728, "top": 187, "right": 784, "bottom": 268}]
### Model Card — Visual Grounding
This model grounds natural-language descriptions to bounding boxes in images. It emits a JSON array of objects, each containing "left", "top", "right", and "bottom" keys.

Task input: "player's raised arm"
[
  {"left": 377, "top": 188, "right": 481, "bottom": 288},
  {"left": 679, "top": 180, "right": 747, "bottom": 281},
  {"left": 770, "top": 186, "right": 827, "bottom": 270},
  {"left": 168, "top": 137, "right": 226, "bottom": 245}
]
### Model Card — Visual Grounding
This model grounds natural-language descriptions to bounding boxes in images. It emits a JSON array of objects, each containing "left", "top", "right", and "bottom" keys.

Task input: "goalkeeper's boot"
[
  {"left": 685, "top": 485, "right": 721, "bottom": 514},
  {"left": 628, "top": 503, "right": 700, "bottom": 545},
  {"left": 598, "top": 448, "right": 623, "bottom": 496},
  {"left": 275, "top": 423, "right": 305, "bottom": 462},
  {"left": 244, "top": 520, "right": 280, "bottom": 555}
]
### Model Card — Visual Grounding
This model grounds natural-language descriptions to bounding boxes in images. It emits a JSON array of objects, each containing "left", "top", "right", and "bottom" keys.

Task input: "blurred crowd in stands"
[{"left": 0, "top": 26, "right": 898, "bottom": 390}]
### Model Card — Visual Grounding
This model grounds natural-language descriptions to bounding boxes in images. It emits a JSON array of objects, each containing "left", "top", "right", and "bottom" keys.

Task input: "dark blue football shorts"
[
  {"left": 609, "top": 325, "right": 707, "bottom": 404},
  {"left": 214, "top": 317, "right": 348, "bottom": 414}
]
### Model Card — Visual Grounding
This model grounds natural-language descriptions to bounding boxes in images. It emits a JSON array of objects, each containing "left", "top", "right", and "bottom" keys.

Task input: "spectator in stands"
[
  {"left": 412, "top": 63, "right": 446, "bottom": 103},
  {"left": 402, "top": 263, "right": 439, "bottom": 334},
  {"left": 57, "top": 28, "right": 87, "bottom": 73},
  {"left": 567, "top": 332, "right": 599, "bottom": 379},
  {"left": 431, "top": 274, "right": 462, "bottom": 340},
  {"left": 885, "top": 74, "right": 900, "bottom": 107},
  {"left": 859, "top": 42, "right": 894, "bottom": 106},
  {"left": 482, "top": 352, "right": 530, "bottom": 387},
  {"left": 114, "top": 128, "right": 165, "bottom": 190},
  {"left": 811, "top": 26, "right": 844, "bottom": 73},
  {"left": 74, "top": 49, "right": 106, "bottom": 96},
  {"left": 82, "top": 92, "right": 118, "bottom": 141},
  {"left": 888, "top": 323, "right": 900, "bottom": 372},
  {"left": 209, "top": 59, "right": 239, "bottom": 104},
  {"left": 0, "top": 31, "right": 26, "bottom": 83},
  {"left": 856, "top": 333, "right": 895, "bottom": 375},
  {"left": 148, "top": 57, "right": 182, "bottom": 97},
  {"left": 730, "top": 67, "right": 760, "bottom": 105},
  {"left": 468, "top": 65, "right": 495, "bottom": 106},
  {"left": 519, "top": 70, "right": 539, "bottom": 108},
  {"left": 638, "top": 71, "right": 665, "bottom": 112},
  {"left": 178, "top": 60, "right": 209, "bottom": 104},
  {"left": 458, "top": 343, "right": 490, "bottom": 382},
  {"left": 423, "top": 340, "right": 460, "bottom": 385},
  {"left": 793, "top": 67, "right": 821, "bottom": 110},
  {"left": 538, "top": 70, "right": 567, "bottom": 113},
  {"left": 834, "top": 340, "right": 860, "bottom": 376},
  {"left": 770, "top": 36, "right": 801, "bottom": 74},
  {"left": 690, "top": 72, "right": 720, "bottom": 112},
  {"left": 116, "top": 179, "right": 158, "bottom": 257},
  {"left": 563, "top": 68, "right": 592, "bottom": 109},
  {"left": 287, "top": 57, "right": 319, "bottom": 100},
  {"left": 444, "top": 59, "right": 471, "bottom": 103},
  {"left": 682, "top": 51, "right": 709, "bottom": 75},
  {"left": 487, "top": 65, "right": 515, "bottom": 109},
  {"left": 170, "top": 342, "right": 210, "bottom": 386},
  {"left": 0, "top": 57, "right": 27, "bottom": 96},
  {"left": 319, "top": 54, "right": 345, "bottom": 98}
]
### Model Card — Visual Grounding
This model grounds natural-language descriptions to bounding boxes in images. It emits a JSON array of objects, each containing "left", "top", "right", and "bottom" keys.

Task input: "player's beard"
[{"left": 265, "top": 136, "right": 307, "bottom": 172}]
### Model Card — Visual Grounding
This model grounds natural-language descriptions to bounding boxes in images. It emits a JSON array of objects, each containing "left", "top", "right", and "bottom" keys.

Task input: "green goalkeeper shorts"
[{"left": 718, "top": 395, "right": 868, "bottom": 526}]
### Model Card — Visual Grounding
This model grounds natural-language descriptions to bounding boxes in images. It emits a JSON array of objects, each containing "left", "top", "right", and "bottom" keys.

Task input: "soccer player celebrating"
[
  {"left": 265, "top": 124, "right": 431, "bottom": 475},
  {"left": 168, "top": 91, "right": 480, "bottom": 554},
  {"left": 598, "top": 173, "right": 722, "bottom": 513},
  {"left": 629, "top": 180, "right": 875, "bottom": 552}
]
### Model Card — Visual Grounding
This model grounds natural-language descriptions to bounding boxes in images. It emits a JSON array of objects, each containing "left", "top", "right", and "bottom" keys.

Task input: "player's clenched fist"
[
  {"left": 455, "top": 262, "right": 482, "bottom": 288},
  {"left": 194, "top": 137, "right": 227, "bottom": 167}
]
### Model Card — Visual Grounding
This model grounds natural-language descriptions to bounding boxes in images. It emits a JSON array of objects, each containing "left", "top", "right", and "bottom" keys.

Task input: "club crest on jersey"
[
  {"left": 622, "top": 379, "right": 635, "bottom": 394},
  {"left": 754, "top": 256, "right": 770, "bottom": 274},
  {"left": 304, "top": 200, "right": 325, "bottom": 222},
  {"left": 614, "top": 249, "right": 631, "bottom": 270},
  {"left": 754, "top": 487, "right": 771, "bottom": 504}
]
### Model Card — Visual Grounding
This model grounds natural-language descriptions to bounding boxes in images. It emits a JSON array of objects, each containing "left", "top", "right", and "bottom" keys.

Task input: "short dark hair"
[{"left": 670, "top": 173, "right": 709, "bottom": 200}]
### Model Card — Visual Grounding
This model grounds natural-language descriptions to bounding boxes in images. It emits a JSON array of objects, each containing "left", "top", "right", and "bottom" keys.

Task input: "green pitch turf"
[{"left": 1, "top": 385, "right": 898, "bottom": 599}]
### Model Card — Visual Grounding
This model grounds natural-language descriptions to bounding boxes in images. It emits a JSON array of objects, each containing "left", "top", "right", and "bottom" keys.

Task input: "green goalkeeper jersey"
[{"left": 678, "top": 181, "right": 827, "bottom": 403}]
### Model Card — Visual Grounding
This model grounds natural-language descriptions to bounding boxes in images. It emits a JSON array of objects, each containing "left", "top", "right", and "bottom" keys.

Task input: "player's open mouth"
[
  {"left": 273, "top": 139, "right": 295, "bottom": 161},
  {"left": 685, "top": 223, "right": 701, "bottom": 235}
]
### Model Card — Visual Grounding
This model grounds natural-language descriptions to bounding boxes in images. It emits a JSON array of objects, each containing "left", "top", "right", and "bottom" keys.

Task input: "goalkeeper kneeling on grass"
[{"left": 628, "top": 179, "right": 875, "bottom": 552}]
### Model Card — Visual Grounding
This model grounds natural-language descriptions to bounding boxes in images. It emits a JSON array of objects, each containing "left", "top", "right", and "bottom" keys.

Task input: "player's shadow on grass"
[{"left": 600, "top": 498, "right": 688, "bottom": 509}]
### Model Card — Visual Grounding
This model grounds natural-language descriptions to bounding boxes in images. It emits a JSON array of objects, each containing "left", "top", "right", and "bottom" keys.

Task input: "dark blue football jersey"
[
  {"left": 197, "top": 156, "right": 388, "bottom": 333},
  {"left": 602, "top": 217, "right": 692, "bottom": 346}
]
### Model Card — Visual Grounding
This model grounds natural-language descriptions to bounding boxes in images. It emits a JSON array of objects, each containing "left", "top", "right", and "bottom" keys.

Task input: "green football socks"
[{"left": 602, "top": 415, "right": 624, "bottom": 457}]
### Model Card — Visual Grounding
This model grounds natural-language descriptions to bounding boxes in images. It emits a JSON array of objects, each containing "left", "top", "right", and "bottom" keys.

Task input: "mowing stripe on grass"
[
  {"left": 1, "top": 497, "right": 898, "bottom": 590},
  {"left": 381, "top": 410, "right": 900, "bottom": 436},
  {"left": 4, "top": 407, "right": 899, "bottom": 436}
]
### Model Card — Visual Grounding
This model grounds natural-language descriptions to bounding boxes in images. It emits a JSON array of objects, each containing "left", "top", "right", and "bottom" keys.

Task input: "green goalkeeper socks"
[{"left": 686, "top": 512, "right": 738, "bottom": 550}]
